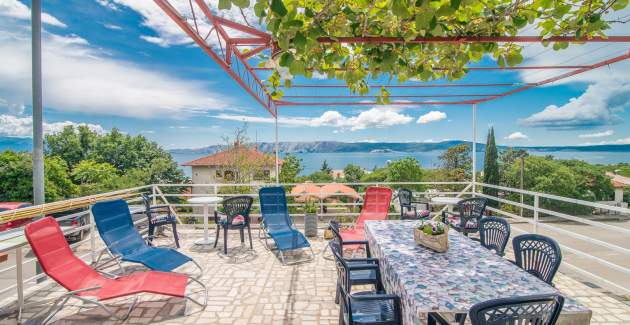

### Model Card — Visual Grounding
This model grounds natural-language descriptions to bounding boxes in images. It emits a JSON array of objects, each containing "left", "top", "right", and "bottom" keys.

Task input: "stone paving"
[{"left": 1, "top": 227, "right": 630, "bottom": 324}]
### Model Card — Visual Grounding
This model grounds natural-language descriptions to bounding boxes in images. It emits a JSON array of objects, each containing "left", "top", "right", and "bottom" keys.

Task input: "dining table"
[{"left": 364, "top": 220, "right": 592, "bottom": 325}]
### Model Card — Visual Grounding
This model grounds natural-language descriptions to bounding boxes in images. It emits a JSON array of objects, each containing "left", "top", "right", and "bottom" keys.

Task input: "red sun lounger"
[{"left": 22, "top": 217, "right": 207, "bottom": 324}]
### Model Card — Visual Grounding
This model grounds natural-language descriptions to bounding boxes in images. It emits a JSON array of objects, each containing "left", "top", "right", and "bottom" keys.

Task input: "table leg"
[{"left": 195, "top": 203, "right": 213, "bottom": 245}]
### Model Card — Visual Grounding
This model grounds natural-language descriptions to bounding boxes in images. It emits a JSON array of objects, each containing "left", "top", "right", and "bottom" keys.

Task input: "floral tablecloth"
[{"left": 365, "top": 220, "right": 591, "bottom": 325}]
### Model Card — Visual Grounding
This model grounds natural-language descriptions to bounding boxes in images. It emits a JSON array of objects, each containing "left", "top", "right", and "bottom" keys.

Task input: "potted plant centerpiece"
[
  {"left": 303, "top": 199, "right": 318, "bottom": 237},
  {"left": 414, "top": 216, "right": 449, "bottom": 253}
]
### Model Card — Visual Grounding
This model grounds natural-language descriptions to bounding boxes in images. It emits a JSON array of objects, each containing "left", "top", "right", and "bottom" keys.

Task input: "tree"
[
  {"left": 320, "top": 160, "right": 332, "bottom": 174},
  {"left": 502, "top": 156, "right": 613, "bottom": 215},
  {"left": 439, "top": 144, "right": 471, "bottom": 181},
  {"left": 0, "top": 151, "right": 77, "bottom": 202},
  {"left": 46, "top": 126, "right": 187, "bottom": 186},
  {"left": 343, "top": 164, "right": 365, "bottom": 183},
  {"left": 279, "top": 154, "right": 303, "bottom": 183},
  {"left": 386, "top": 157, "right": 424, "bottom": 190},
  {"left": 227, "top": 0, "right": 627, "bottom": 101},
  {"left": 482, "top": 128, "right": 499, "bottom": 207},
  {"left": 307, "top": 170, "right": 334, "bottom": 183}
]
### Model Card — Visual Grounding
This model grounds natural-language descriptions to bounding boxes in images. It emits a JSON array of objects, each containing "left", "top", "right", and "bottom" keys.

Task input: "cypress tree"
[{"left": 483, "top": 127, "right": 500, "bottom": 208}]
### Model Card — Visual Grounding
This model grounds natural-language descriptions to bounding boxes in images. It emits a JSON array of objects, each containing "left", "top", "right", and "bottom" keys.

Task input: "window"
[{"left": 215, "top": 170, "right": 223, "bottom": 179}]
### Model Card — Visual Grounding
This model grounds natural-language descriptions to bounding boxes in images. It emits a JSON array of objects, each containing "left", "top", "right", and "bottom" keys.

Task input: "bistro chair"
[
  {"left": 428, "top": 294, "right": 565, "bottom": 325},
  {"left": 469, "top": 294, "right": 565, "bottom": 325},
  {"left": 329, "top": 220, "right": 382, "bottom": 304},
  {"left": 478, "top": 216, "right": 511, "bottom": 256},
  {"left": 513, "top": 234, "right": 562, "bottom": 285},
  {"left": 259, "top": 186, "right": 314, "bottom": 264},
  {"left": 141, "top": 193, "right": 180, "bottom": 248},
  {"left": 214, "top": 195, "right": 254, "bottom": 254},
  {"left": 397, "top": 188, "right": 430, "bottom": 220},
  {"left": 335, "top": 244, "right": 402, "bottom": 325},
  {"left": 444, "top": 197, "right": 488, "bottom": 237},
  {"left": 92, "top": 199, "right": 202, "bottom": 276},
  {"left": 22, "top": 217, "right": 207, "bottom": 324}
]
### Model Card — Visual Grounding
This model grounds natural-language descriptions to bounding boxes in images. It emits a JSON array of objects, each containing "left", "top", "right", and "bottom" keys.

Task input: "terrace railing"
[{"left": 0, "top": 181, "right": 629, "bottom": 318}]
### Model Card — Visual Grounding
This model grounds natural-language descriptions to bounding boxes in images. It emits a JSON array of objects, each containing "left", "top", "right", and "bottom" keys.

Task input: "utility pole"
[{"left": 32, "top": 0, "right": 45, "bottom": 206}]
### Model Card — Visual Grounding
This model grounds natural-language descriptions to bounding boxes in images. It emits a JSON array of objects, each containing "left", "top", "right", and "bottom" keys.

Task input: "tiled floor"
[{"left": 1, "top": 227, "right": 630, "bottom": 324}]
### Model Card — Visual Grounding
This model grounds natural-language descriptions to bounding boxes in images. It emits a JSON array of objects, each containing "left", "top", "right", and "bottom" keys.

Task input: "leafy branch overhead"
[{"left": 219, "top": 0, "right": 629, "bottom": 98}]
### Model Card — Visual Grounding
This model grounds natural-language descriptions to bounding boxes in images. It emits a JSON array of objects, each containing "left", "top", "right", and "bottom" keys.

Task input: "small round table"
[
  {"left": 188, "top": 196, "right": 223, "bottom": 245},
  {"left": 430, "top": 196, "right": 461, "bottom": 213}
]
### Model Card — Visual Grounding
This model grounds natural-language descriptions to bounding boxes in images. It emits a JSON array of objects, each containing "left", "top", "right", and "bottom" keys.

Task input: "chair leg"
[
  {"left": 247, "top": 225, "right": 253, "bottom": 249},
  {"left": 214, "top": 225, "right": 220, "bottom": 248},
  {"left": 239, "top": 228, "right": 245, "bottom": 243},
  {"left": 223, "top": 226, "right": 228, "bottom": 255},
  {"left": 148, "top": 224, "right": 155, "bottom": 246},
  {"left": 171, "top": 222, "right": 180, "bottom": 248}
]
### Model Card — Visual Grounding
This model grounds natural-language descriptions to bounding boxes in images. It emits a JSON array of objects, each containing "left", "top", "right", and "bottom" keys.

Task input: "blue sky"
[{"left": 0, "top": 0, "right": 629, "bottom": 149}]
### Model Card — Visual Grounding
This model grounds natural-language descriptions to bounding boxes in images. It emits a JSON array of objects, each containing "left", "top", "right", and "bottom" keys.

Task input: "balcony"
[{"left": 1, "top": 181, "right": 630, "bottom": 324}]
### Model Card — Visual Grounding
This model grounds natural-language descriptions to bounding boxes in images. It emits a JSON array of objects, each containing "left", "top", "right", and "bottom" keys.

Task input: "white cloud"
[
  {"left": 96, "top": 0, "right": 259, "bottom": 47},
  {"left": 0, "top": 0, "right": 67, "bottom": 27},
  {"left": 581, "top": 137, "right": 630, "bottom": 146},
  {"left": 520, "top": 80, "right": 629, "bottom": 129},
  {"left": 103, "top": 23, "right": 122, "bottom": 30},
  {"left": 95, "top": 0, "right": 120, "bottom": 11},
  {"left": 0, "top": 21, "right": 231, "bottom": 119},
  {"left": 0, "top": 114, "right": 105, "bottom": 137},
  {"left": 578, "top": 130, "right": 614, "bottom": 139},
  {"left": 213, "top": 107, "right": 413, "bottom": 131},
  {"left": 417, "top": 111, "right": 447, "bottom": 124},
  {"left": 505, "top": 132, "right": 529, "bottom": 140}
]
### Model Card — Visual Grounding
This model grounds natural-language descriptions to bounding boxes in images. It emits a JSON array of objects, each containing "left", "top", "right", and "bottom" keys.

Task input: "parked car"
[{"left": 0, "top": 202, "right": 89, "bottom": 243}]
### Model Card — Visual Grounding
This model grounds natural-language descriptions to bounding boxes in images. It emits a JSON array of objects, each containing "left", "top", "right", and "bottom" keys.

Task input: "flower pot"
[
  {"left": 304, "top": 213, "right": 318, "bottom": 237},
  {"left": 414, "top": 227, "right": 449, "bottom": 253}
]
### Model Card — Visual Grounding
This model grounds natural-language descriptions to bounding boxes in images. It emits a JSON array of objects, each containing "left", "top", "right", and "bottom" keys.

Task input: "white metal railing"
[{"left": 0, "top": 180, "right": 629, "bottom": 318}]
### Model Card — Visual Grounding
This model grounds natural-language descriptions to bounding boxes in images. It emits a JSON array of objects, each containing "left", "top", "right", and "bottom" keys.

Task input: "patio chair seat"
[
  {"left": 123, "top": 247, "right": 192, "bottom": 272},
  {"left": 268, "top": 230, "right": 311, "bottom": 251},
  {"left": 149, "top": 214, "right": 177, "bottom": 225},
  {"left": 95, "top": 271, "right": 187, "bottom": 300},
  {"left": 347, "top": 291, "right": 399, "bottom": 323}
]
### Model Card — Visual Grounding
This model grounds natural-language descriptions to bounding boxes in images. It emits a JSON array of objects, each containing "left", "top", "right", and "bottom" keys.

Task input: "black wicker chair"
[
  {"left": 334, "top": 239, "right": 402, "bottom": 325},
  {"left": 141, "top": 193, "right": 180, "bottom": 248},
  {"left": 479, "top": 217, "right": 510, "bottom": 256},
  {"left": 398, "top": 188, "right": 430, "bottom": 220},
  {"left": 443, "top": 197, "right": 488, "bottom": 237},
  {"left": 513, "top": 234, "right": 562, "bottom": 285},
  {"left": 329, "top": 221, "right": 381, "bottom": 304},
  {"left": 428, "top": 294, "right": 565, "bottom": 325},
  {"left": 214, "top": 196, "right": 254, "bottom": 254},
  {"left": 469, "top": 294, "right": 565, "bottom": 325}
]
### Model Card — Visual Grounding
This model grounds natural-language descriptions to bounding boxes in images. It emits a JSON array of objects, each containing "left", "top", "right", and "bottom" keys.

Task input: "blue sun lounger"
[
  {"left": 259, "top": 187, "right": 313, "bottom": 264},
  {"left": 91, "top": 199, "right": 201, "bottom": 275}
]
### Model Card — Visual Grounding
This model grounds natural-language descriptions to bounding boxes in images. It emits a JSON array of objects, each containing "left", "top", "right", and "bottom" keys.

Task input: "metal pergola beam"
[
  {"left": 317, "top": 35, "right": 630, "bottom": 44},
  {"left": 252, "top": 65, "right": 591, "bottom": 71}
]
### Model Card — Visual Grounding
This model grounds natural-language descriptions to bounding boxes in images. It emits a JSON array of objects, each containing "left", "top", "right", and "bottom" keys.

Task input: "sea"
[{"left": 171, "top": 150, "right": 630, "bottom": 177}]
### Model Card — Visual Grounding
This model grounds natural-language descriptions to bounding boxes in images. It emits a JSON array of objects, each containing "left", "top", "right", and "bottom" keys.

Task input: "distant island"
[
  {"left": 168, "top": 140, "right": 630, "bottom": 155},
  {"left": 2, "top": 136, "right": 629, "bottom": 156}
]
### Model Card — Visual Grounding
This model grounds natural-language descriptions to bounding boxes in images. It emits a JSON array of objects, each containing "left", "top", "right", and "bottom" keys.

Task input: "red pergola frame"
[{"left": 153, "top": 0, "right": 630, "bottom": 113}]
